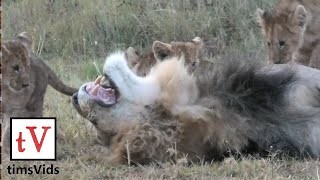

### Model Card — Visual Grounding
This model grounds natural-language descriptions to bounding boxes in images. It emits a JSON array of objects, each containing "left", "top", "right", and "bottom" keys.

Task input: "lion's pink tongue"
[{"left": 86, "top": 83, "right": 117, "bottom": 105}]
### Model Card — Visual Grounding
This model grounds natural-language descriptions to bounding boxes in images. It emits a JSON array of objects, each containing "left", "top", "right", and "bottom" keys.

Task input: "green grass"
[
  {"left": 2, "top": 0, "right": 276, "bottom": 60},
  {"left": 3, "top": 0, "right": 320, "bottom": 179}
]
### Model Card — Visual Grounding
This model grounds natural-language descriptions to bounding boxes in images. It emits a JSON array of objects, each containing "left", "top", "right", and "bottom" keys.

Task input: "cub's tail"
[
  {"left": 43, "top": 61, "right": 78, "bottom": 96},
  {"left": 48, "top": 72, "right": 77, "bottom": 96}
]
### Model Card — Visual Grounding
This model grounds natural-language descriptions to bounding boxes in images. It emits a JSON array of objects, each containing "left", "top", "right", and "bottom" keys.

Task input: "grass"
[
  {"left": 2, "top": 0, "right": 277, "bottom": 60},
  {"left": 2, "top": 0, "right": 320, "bottom": 179}
]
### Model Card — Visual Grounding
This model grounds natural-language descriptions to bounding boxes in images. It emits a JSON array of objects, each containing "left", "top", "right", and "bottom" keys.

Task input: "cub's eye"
[
  {"left": 267, "top": 42, "right": 271, "bottom": 47},
  {"left": 12, "top": 65, "right": 19, "bottom": 72},
  {"left": 279, "top": 41, "right": 286, "bottom": 47},
  {"left": 159, "top": 53, "right": 168, "bottom": 60}
]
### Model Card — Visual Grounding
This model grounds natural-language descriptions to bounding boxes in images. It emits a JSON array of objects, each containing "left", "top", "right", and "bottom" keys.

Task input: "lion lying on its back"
[
  {"left": 1, "top": 32, "right": 78, "bottom": 153},
  {"left": 73, "top": 42, "right": 320, "bottom": 165}
]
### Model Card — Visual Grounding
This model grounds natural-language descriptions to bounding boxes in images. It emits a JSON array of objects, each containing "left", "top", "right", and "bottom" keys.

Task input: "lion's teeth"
[
  {"left": 100, "top": 76, "right": 105, "bottom": 84},
  {"left": 106, "top": 88, "right": 115, "bottom": 95},
  {"left": 94, "top": 76, "right": 103, "bottom": 85},
  {"left": 90, "top": 84, "right": 100, "bottom": 96},
  {"left": 101, "top": 79, "right": 111, "bottom": 88}
]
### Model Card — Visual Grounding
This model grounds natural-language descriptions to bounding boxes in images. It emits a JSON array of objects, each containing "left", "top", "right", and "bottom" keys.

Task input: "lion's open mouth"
[{"left": 85, "top": 76, "right": 120, "bottom": 106}]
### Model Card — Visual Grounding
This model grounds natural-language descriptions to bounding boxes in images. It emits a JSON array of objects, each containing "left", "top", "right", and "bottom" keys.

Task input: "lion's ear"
[
  {"left": 291, "top": 5, "right": 307, "bottom": 27},
  {"left": 152, "top": 41, "right": 173, "bottom": 61},
  {"left": 125, "top": 47, "right": 140, "bottom": 67},
  {"left": 192, "top": 37, "right": 204, "bottom": 49},
  {"left": 17, "top": 32, "right": 34, "bottom": 56}
]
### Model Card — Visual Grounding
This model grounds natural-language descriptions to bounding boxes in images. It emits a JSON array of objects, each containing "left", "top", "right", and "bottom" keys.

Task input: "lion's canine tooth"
[
  {"left": 101, "top": 79, "right": 111, "bottom": 88},
  {"left": 94, "top": 76, "right": 103, "bottom": 85},
  {"left": 100, "top": 76, "right": 105, "bottom": 84},
  {"left": 90, "top": 84, "right": 100, "bottom": 96}
]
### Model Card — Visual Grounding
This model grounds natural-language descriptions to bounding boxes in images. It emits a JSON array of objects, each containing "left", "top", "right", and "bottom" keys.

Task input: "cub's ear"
[
  {"left": 125, "top": 47, "right": 140, "bottom": 66},
  {"left": 192, "top": 37, "right": 204, "bottom": 49},
  {"left": 291, "top": 5, "right": 307, "bottom": 27},
  {"left": 17, "top": 32, "right": 34, "bottom": 56},
  {"left": 256, "top": 8, "right": 269, "bottom": 35},
  {"left": 2, "top": 44, "right": 11, "bottom": 62},
  {"left": 256, "top": 8, "right": 265, "bottom": 27},
  {"left": 152, "top": 41, "right": 173, "bottom": 61}
]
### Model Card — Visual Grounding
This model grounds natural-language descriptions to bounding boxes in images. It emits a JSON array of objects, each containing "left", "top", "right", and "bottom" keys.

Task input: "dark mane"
[
  {"left": 197, "top": 54, "right": 296, "bottom": 120},
  {"left": 195, "top": 54, "right": 317, "bottom": 156}
]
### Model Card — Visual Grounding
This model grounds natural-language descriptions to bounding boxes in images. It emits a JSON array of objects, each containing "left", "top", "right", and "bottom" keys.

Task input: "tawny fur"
[
  {"left": 125, "top": 37, "right": 203, "bottom": 76},
  {"left": 257, "top": 0, "right": 320, "bottom": 67},
  {"left": 1, "top": 32, "right": 78, "bottom": 154},
  {"left": 125, "top": 47, "right": 157, "bottom": 77},
  {"left": 73, "top": 50, "right": 320, "bottom": 165}
]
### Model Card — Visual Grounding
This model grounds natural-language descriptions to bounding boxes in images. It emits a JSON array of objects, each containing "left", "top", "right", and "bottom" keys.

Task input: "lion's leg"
[
  {"left": 2, "top": 124, "right": 10, "bottom": 156},
  {"left": 1, "top": 114, "right": 11, "bottom": 158},
  {"left": 293, "top": 26, "right": 319, "bottom": 66},
  {"left": 309, "top": 44, "right": 320, "bottom": 69},
  {"left": 293, "top": 46, "right": 314, "bottom": 66}
]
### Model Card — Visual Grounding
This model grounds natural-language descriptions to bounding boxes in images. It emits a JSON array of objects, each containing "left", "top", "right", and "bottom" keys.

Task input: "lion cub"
[
  {"left": 257, "top": 0, "right": 320, "bottom": 68},
  {"left": 125, "top": 37, "right": 203, "bottom": 76},
  {"left": 1, "top": 32, "right": 78, "bottom": 153}
]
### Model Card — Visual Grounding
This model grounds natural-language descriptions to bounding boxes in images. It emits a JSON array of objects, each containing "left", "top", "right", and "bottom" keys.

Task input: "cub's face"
[
  {"left": 2, "top": 33, "right": 33, "bottom": 91},
  {"left": 125, "top": 48, "right": 156, "bottom": 76},
  {"left": 263, "top": 23, "right": 300, "bottom": 64},
  {"left": 126, "top": 37, "right": 203, "bottom": 76},
  {"left": 256, "top": 6, "right": 307, "bottom": 64}
]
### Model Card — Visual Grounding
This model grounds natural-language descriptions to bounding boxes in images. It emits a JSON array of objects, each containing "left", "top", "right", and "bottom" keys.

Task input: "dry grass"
[{"left": 2, "top": 0, "right": 320, "bottom": 179}]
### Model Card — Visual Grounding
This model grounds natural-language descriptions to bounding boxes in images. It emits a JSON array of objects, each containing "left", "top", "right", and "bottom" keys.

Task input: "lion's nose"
[{"left": 72, "top": 93, "right": 79, "bottom": 105}]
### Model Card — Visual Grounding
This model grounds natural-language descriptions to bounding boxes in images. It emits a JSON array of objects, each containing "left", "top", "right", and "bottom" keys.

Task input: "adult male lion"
[
  {"left": 73, "top": 43, "right": 320, "bottom": 165},
  {"left": 257, "top": 0, "right": 320, "bottom": 68}
]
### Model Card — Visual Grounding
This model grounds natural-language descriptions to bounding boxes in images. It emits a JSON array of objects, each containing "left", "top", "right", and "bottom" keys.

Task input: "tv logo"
[{"left": 10, "top": 118, "right": 56, "bottom": 161}]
